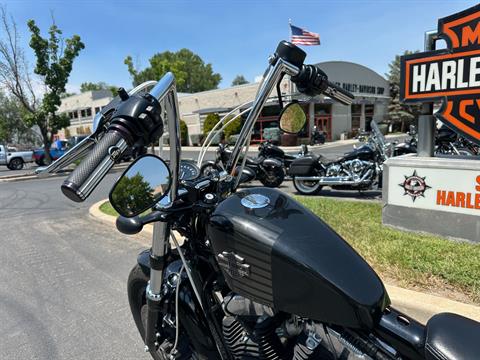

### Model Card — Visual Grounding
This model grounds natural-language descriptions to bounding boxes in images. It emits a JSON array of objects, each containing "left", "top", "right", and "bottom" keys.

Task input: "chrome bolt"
[{"left": 144, "top": 345, "right": 149, "bottom": 352}]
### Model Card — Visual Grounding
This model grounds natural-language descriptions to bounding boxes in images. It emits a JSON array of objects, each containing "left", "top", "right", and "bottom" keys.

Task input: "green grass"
[
  {"left": 295, "top": 196, "right": 480, "bottom": 303},
  {"left": 99, "top": 198, "right": 480, "bottom": 303},
  {"left": 99, "top": 201, "right": 118, "bottom": 217}
]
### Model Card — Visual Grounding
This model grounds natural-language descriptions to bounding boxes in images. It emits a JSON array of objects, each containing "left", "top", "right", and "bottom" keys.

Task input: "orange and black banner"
[{"left": 400, "top": 4, "right": 480, "bottom": 144}]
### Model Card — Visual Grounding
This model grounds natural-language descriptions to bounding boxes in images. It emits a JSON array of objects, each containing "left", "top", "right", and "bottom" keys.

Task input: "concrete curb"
[{"left": 89, "top": 199, "right": 480, "bottom": 324}]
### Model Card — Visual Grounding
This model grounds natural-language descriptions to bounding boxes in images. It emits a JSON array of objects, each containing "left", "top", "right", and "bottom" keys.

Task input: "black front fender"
[{"left": 262, "top": 157, "right": 283, "bottom": 168}]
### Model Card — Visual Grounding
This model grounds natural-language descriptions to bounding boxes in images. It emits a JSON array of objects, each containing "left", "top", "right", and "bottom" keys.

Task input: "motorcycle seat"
[{"left": 425, "top": 312, "right": 480, "bottom": 360}]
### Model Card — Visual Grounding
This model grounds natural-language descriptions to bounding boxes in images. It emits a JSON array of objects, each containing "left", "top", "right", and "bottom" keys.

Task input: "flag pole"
[{"left": 288, "top": 18, "right": 292, "bottom": 41}]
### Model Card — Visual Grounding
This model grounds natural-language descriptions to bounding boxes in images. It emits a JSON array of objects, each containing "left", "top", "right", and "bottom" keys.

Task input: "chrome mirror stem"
[{"left": 227, "top": 58, "right": 299, "bottom": 180}]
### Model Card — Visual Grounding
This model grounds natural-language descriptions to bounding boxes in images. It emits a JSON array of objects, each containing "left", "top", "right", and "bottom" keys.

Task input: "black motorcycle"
[
  {"left": 290, "top": 120, "right": 390, "bottom": 195},
  {"left": 394, "top": 125, "right": 418, "bottom": 156},
  {"left": 258, "top": 140, "right": 308, "bottom": 172},
  {"left": 200, "top": 142, "right": 285, "bottom": 187},
  {"left": 38, "top": 41, "right": 479, "bottom": 360},
  {"left": 395, "top": 125, "right": 476, "bottom": 156},
  {"left": 310, "top": 126, "right": 326, "bottom": 145}
]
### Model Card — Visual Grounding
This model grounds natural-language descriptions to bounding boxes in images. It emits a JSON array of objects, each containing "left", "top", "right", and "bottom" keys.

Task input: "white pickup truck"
[{"left": 0, "top": 144, "right": 34, "bottom": 170}]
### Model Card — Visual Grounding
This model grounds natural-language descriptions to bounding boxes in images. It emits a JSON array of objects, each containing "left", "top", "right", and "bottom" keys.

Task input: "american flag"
[{"left": 290, "top": 24, "right": 320, "bottom": 46}]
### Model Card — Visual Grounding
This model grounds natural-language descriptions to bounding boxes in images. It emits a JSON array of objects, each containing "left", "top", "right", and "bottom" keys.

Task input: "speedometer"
[{"left": 179, "top": 161, "right": 200, "bottom": 181}]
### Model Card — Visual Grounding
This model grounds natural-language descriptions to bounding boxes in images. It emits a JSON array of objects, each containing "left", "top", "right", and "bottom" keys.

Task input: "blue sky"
[{"left": 2, "top": 0, "right": 479, "bottom": 92}]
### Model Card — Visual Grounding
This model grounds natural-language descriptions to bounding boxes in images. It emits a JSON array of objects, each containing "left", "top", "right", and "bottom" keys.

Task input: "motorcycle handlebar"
[
  {"left": 61, "top": 130, "right": 128, "bottom": 202},
  {"left": 292, "top": 64, "right": 354, "bottom": 106}
]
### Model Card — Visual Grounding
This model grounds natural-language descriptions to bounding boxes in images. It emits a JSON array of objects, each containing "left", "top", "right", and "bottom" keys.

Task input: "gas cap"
[{"left": 240, "top": 194, "right": 270, "bottom": 209}]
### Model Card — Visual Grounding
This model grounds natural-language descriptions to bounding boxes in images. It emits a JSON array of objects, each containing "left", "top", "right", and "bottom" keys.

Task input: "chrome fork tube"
[{"left": 227, "top": 59, "right": 299, "bottom": 178}]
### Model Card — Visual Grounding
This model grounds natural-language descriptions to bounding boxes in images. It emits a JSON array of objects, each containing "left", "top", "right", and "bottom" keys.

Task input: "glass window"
[
  {"left": 86, "top": 108, "right": 92, "bottom": 117},
  {"left": 73, "top": 111, "right": 78, "bottom": 118},
  {"left": 81, "top": 109, "right": 86, "bottom": 118},
  {"left": 95, "top": 107, "right": 100, "bottom": 114}
]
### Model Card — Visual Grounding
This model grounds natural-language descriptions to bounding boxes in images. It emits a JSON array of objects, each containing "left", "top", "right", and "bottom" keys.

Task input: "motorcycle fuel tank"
[
  {"left": 207, "top": 188, "right": 389, "bottom": 329},
  {"left": 342, "top": 144, "right": 375, "bottom": 161}
]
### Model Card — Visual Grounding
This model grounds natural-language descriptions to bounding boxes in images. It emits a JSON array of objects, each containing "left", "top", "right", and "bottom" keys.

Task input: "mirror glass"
[
  {"left": 279, "top": 103, "right": 307, "bottom": 134},
  {"left": 110, "top": 154, "right": 171, "bottom": 217}
]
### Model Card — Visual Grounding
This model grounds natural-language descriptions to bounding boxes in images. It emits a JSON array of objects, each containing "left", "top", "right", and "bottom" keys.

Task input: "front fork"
[{"left": 144, "top": 220, "right": 170, "bottom": 351}]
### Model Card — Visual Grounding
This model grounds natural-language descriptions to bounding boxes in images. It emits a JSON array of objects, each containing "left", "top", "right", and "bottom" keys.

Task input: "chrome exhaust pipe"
[{"left": 295, "top": 169, "right": 374, "bottom": 186}]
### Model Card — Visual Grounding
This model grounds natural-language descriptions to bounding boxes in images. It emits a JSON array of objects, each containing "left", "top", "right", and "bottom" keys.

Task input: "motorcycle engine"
[
  {"left": 344, "top": 159, "right": 372, "bottom": 181},
  {"left": 221, "top": 293, "right": 374, "bottom": 360}
]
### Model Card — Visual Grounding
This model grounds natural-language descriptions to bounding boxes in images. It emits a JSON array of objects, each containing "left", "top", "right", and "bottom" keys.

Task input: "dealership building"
[{"left": 59, "top": 60, "right": 390, "bottom": 144}]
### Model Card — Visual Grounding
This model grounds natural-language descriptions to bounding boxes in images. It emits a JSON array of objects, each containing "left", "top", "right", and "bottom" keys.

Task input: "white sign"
[{"left": 388, "top": 166, "right": 480, "bottom": 216}]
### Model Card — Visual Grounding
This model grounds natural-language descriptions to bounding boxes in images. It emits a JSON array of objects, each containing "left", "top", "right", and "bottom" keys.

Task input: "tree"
[
  {"left": 180, "top": 119, "right": 188, "bottom": 146},
  {"left": 0, "top": 8, "right": 84, "bottom": 162},
  {"left": 223, "top": 115, "right": 242, "bottom": 140},
  {"left": 231, "top": 75, "right": 248, "bottom": 86},
  {"left": 203, "top": 113, "right": 220, "bottom": 135},
  {"left": 387, "top": 51, "right": 421, "bottom": 132},
  {"left": 80, "top": 81, "right": 117, "bottom": 95},
  {"left": 111, "top": 172, "right": 154, "bottom": 216},
  {"left": 125, "top": 48, "right": 221, "bottom": 93},
  {"left": 0, "top": 91, "right": 37, "bottom": 144}
]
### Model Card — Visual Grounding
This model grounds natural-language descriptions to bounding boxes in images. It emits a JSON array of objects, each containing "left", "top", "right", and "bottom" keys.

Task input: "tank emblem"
[
  {"left": 218, "top": 251, "right": 251, "bottom": 278},
  {"left": 240, "top": 194, "right": 270, "bottom": 209}
]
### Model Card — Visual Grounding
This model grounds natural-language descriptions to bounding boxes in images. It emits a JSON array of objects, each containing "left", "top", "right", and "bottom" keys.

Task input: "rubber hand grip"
[{"left": 61, "top": 131, "right": 127, "bottom": 202}]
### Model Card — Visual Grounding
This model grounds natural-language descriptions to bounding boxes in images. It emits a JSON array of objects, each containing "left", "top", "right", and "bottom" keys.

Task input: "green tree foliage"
[
  {"left": 23, "top": 19, "right": 84, "bottom": 161},
  {"left": 111, "top": 172, "right": 154, "bottom": 216},
  {"left": 0, "top": 91, "right": 36, "bottom": 143},
  {"left": 387, "top": 51, "right": 421, "bottom": 132},
  {"left": 80, "top": 81, "right": 117, "bottom": 95},
  {"left": 203, "top": 113, "right": 220, "bottom": 135},
  {"left": 180, "top": 119, "right": 189, "bottom": 146},
  {"left": 125, "top": 49, "right": 222, "bottom": 93},
  {"left": 231, "top": 75, "right": 249, "bottom": 86},
  {"left": 223, "top": 115, "right": 242, "bottom": 140}
]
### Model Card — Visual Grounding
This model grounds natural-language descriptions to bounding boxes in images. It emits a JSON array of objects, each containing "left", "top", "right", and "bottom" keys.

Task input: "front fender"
[{"left": 262, "top": 158, "right": 283, "bottom": 168}]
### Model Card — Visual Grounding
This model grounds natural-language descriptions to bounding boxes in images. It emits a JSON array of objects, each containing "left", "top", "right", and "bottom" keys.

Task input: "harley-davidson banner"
[{"left": 400, "top": 4, "right": 480, "bottom": 144}]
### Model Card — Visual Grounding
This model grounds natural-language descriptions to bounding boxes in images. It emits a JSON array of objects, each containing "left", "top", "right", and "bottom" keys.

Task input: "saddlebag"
[{"left": 288, "top": 156, "right": 317, "bottom": 176}]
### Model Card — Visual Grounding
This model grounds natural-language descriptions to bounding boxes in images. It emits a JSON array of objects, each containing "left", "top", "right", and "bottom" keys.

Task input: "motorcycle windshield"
[{"left": 370, "top": 120, "right": 386, "bottom": 148}]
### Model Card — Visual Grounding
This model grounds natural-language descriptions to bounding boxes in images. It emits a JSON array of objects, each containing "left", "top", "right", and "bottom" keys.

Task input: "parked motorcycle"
[
  {"left": 394, "top": 125, "right": 477, "bottom": 156},
  {"left": 290, "top": 120, "right": 390, "bottom": 195},
  {"left": 310, "top": 125, "right": 326, "bottom": 145},
  {"left": 200, "top": 142, "right": 285, "bottom": 187},
  {"left": 394, "top": 125, "right": 418, "bottom": 156},
  {"left": 38, "top": 41, "right": 479, "bottom": 360},
  {"left": 258, "top": 140, "right": 308, "bottom": 172}
]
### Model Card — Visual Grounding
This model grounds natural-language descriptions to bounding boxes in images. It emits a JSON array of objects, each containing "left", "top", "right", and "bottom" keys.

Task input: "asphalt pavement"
[{"left": 0, "top": 174, "right": 151, "bottom": 360}]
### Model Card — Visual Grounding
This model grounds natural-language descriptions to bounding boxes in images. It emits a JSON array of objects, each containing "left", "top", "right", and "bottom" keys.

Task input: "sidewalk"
[{"left": 89, "top": 199, "right": 480, "bottom": 324}]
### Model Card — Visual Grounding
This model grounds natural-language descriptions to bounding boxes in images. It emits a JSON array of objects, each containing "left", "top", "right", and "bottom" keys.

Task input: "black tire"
[
  {"left": 293, "top": 176, "right": 323, "bottom": 195},
  {"left": 127, "top": 264, "right": 193, "bottom": 360},
  {"left": 7, "top": 158, "right": 24, "bottom": 170},
  {"left": 37, "top": 156, "right": 52, "bottom": 166},
  {"left": 260, "top": 166, "right": 285, "bottom": 188},
  {"left": 457, "top": 148, "right": 475, "bottom": 156}
]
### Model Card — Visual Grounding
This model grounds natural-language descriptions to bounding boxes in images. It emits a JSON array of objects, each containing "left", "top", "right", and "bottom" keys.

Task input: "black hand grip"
[
  {"left": 323, "top": 80, "right": 355, "bottom": 106},
  {"left": 292, "top": 64, "right": 354, "bottom": 105},
  {"left": 61, "top": 131, "right": 127, "bottom": 202}
]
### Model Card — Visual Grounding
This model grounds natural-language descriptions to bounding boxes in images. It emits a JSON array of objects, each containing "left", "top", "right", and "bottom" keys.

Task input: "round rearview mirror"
[
  {"left": 279, "top": 103, "right": 307, "bottom": 134},
  {"left": 109, "top": 154, "right": 171, "bottom": 217}
]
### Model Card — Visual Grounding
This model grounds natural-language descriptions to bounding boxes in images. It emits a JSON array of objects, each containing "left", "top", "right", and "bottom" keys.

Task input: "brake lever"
[{"left": 35, "top": 134, "right": 97, "bottom": 177}]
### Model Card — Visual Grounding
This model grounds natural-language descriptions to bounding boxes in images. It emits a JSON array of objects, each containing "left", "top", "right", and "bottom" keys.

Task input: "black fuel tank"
[
  {"left": 343, "top": 144, "right": 375, "bottom": 161},
  {"left": 207, "top": 188, "right": 389, "bottom": 329}
]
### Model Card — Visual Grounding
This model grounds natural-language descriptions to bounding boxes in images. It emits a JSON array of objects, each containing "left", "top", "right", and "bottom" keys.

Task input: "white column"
[
  {"left": 360, "top": 103, "right": 366, "bottom": 131},
  {"left": 309, "top": 102, "right": 315, "bottom": 136}
]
